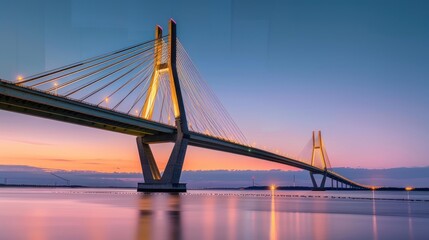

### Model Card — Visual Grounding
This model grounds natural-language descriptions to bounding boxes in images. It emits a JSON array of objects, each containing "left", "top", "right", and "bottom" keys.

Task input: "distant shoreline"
[
  {"left": 201, "top": 186, "right": 429, "bottom": 191},
  {"left": 1, "top": 184, "right": 428, "bottom": 191},
  {"left": 0, "top": 184, "right": 134, "bottom": 189}
]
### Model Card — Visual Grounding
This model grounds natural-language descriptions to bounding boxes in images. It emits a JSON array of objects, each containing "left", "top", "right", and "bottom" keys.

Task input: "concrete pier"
[{"left": 137, "top": 183, "right": 187, "bottom": 192}]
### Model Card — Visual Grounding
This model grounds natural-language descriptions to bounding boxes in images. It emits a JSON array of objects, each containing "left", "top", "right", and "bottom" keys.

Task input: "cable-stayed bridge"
[{"left": 0, "top": 20, "right": 369, "bottom": 192}]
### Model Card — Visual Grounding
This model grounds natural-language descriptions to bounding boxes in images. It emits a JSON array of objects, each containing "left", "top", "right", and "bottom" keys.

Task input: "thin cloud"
[
  {"left": 42, "top": 158, "right": 74, "bottom": 162},
  {"left": 83, "top": 162, "right": 102, "bottom": 165},
  {"left": 40, "top": 158, "right": 120, "bottom": 165},
  {"left": 4, "top": 157, "right": 126, "bottom": 163},
  {"left": 0, "top": 137, "right": 54, "bottom": 146}
]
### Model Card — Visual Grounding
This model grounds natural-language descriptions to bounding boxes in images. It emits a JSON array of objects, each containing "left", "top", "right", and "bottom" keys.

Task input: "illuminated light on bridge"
[
  {"left": 16, "top": 75, "right": 23, "bottom": 81},
  {"left": 405, "top": 186, "right": 414, "bottom": 191},
  {"left": 54, "top": 82, "right": 58, "bottom": 95},
  {"left": 270, "top": 184, "right": 277, "bottom": 191},
  {"left": 0, "top": 19, "right": 369, "bottom": 192}
]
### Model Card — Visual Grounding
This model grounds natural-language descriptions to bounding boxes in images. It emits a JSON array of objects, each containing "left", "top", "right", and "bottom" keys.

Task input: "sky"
[{"left": 0, "top": 0, "right": 428, "bottom": 173}]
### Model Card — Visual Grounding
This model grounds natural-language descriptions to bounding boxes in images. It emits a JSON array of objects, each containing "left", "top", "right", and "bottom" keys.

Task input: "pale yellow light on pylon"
[
  {"left": 17, "top": 75, "right": 23, "bottom": 81},
  {"left": 53, "top": 82, "right": 58, "bottom": 95},
  {"left": 105, "top": 97, "right": 109, "bottom": 103}
]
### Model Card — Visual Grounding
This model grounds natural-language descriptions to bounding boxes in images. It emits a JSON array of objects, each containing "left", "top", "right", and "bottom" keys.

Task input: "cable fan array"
[
  {"left": 14, "top": 36, "right": 248, "bottom": 145},
  {"left": 176, "top": 40, "right": 248, "bottom": 145},
  {"left": 297, "top": 135, "right": 332, "bottom": 169},
  {"left": 321, "top": 138, "right": 333, "bottom": 169},
  {"left": 17, "top": 37, "right": 169, "bottom": 118}
]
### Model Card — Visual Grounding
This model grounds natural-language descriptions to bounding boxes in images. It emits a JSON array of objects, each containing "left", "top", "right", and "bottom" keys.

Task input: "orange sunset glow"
[
  {"left": 0, "top": 112, "right": 294, "bottom": 173},
  {"left": 0, "top": 1, "right": 429, "bottom": 240}
]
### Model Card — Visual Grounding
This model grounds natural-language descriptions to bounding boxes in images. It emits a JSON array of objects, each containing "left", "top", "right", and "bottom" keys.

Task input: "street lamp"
[
  {"left": 54, "top": 82, "right": 58, "bottom": 95},
  {"left": 105, "top": 97, "right": 109, "bottom": 108}
]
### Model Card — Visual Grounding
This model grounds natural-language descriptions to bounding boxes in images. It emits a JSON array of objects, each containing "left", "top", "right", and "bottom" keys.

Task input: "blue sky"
[{"left": 0, "top": 0, "right": 428, "bottom": 170}]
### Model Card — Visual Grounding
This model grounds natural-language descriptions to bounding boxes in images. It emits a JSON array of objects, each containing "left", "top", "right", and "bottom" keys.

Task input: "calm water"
[{"left": 0, "top": 188, "right": 428, "bottom": 240}]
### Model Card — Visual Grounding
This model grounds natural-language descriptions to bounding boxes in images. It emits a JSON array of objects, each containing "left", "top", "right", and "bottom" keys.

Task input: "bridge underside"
[
  {"left": 0, "top": 81, "right": 368, "bottom": 191},
  {"left": 138, "top": 131, "right": 367, "bottom": 191},
  {"left": 0, "top": 81, "right": 175, "bottom": 136},
  {"left": 0, "top": 19, "right": 370, "bottom": 192}
]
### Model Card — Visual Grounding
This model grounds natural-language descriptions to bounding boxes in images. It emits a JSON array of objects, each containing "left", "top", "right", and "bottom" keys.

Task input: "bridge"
[{"left": 0, "top": 19, "right": 369, "bottom": 192}]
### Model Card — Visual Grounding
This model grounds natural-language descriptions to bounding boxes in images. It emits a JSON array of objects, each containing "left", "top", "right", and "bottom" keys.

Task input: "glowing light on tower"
[
  {"left": 54, "top": 82, "right": 58, "bottom": 95},
  {"left": 105, "top": 97, "right": 109, "bottom": 108}
]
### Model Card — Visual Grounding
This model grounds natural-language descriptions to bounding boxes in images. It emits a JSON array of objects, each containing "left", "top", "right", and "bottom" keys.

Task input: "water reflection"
[
  {"left": 407, "top": 195, "right": 414, "bottom": 240},
  {"left": 202, "top": 195, "right": 216, "bottom": 240},
  {"left": 136, "top": 193, "right": 182, "bottom": 240},
  {"left": 28, "top": 209, "right": 48, "bottom": 240},
  {"left": 372, "top": 190, "right": 378, "bottom": 240},
  {"left": 270, "top": 191, "right": 277, "bottom": 240},
  {"left": 312, "top": 198, "right": 328, "bottom": 240},
  {"left": 0, "top": 189, "right": 428, "bottom": 240},
  {"left": 227, "top": 196, "right": 237, "bottom": 240}
]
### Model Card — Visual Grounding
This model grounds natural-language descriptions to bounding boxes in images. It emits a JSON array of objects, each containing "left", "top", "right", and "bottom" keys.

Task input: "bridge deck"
[
  {"left": 0, "top": 80, "right": 175, "bottom": 136},
  {"left": 0, "top": 80, "right": 368, "bottom": 189}
]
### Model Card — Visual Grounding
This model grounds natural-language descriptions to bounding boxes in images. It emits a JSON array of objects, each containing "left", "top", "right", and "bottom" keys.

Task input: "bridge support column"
[
  {"left": 309, "top": 131, "right": 329, "bottom": 191},
  {"left": 136, "top": 133, "right": 188, "bottom": 192},
  {"left": 137, "top": 19, "right": 190, "bottom": 193},
  {"left": 310, "top": 171, "right": 327, "bottom": 191},
  {"left": 137, "top": 137, "right": 161, "bottom": 183}
]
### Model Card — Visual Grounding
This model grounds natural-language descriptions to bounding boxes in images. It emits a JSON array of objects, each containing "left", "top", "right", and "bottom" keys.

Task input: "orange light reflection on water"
[
  {"left": 1, "top": 189, "right": 428, "bottom": 239},
  {"left": 372, "top": 190, "right": 378, "bottom": 240},
  {"left": 270, "top": 189, "right": 277, "bottom": 240}
]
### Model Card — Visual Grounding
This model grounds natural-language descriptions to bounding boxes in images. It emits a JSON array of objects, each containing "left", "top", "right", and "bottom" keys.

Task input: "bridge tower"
[
  {"left": 136, "top": 19, "right": 189, "bottom": 192},
  {"left": 309, "top": 130, "right": 329, "bottom": 191}
]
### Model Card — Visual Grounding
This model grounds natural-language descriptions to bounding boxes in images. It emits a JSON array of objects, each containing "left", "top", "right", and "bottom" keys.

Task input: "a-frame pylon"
[
  {"left": 136, "top": 19, "right": 189, "bottom": 192},
  {"left": 309, "top": 130, "right": 328, "bottom": 190}
]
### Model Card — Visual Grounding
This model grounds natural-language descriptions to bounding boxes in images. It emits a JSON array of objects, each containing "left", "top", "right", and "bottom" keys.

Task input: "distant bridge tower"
[
  {"left": 136, "top": 19, "right": 189, "bottom": 192},
  {"left": 309, "top": 130, "right": 329, "bottom": 190}
]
